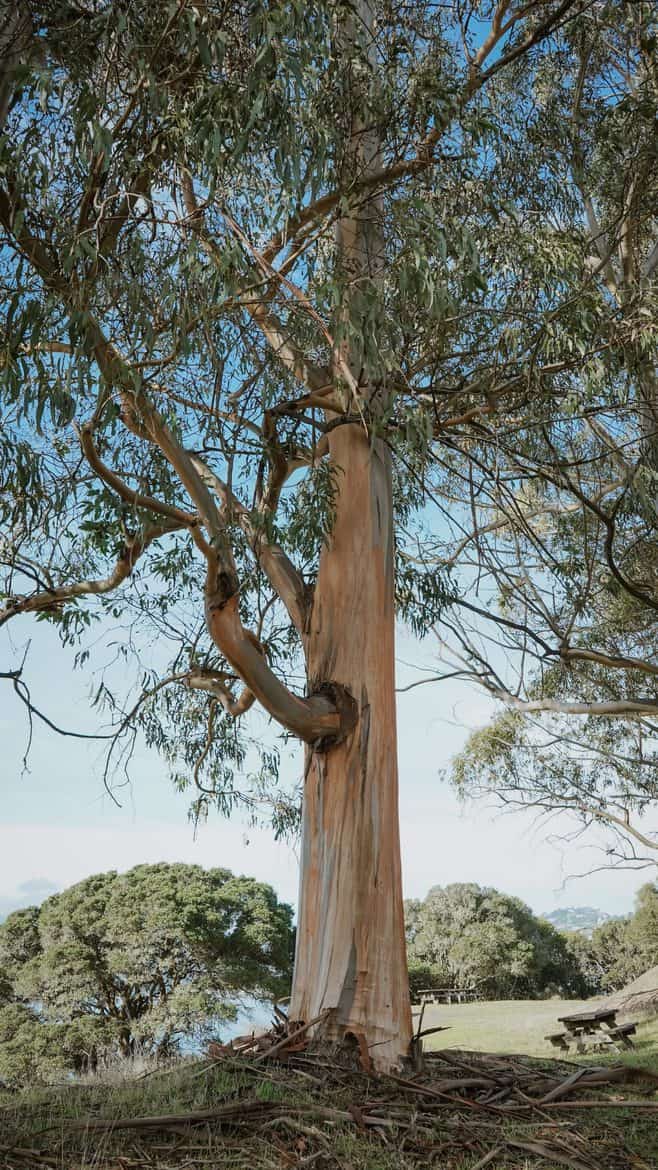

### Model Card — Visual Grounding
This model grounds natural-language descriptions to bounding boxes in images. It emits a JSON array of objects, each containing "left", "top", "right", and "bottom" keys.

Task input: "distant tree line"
[
  {"left": 405, "top": 883, "right": 658, "bottom": 1002},
  {"left": 1, "top": 867, "right": 656, "bottom": 1085},
  {"left": 564, "top": 883, "right": 658, "bottom": 997},
  {"left": 0, "top": 864, "right": 292, "bottom": 1086}
]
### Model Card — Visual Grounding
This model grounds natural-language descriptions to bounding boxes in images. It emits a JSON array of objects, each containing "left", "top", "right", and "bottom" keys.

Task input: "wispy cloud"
[{"left": 0, "top": 877, "right": 59, "bottom": 921}]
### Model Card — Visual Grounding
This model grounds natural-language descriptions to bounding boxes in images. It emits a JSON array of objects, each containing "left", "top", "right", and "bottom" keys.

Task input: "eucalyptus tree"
[{"left": 1, "top": 0, "right": 655, "bottom": 1069}]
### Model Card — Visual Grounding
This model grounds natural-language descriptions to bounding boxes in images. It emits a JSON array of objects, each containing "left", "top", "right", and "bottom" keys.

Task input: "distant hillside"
[{"left": 542, "top": 906, "right": 612, "bottom": 935}]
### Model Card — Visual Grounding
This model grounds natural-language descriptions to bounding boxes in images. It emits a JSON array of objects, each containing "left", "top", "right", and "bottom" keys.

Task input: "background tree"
[
  {"left": 1, "top": 0, "right": 655, "bottom": 1067},
  {"left": 559, "top": 931, "right": 605, "bottom": 998},
  {"left": 0, "top": 863, "right": 292, "bottom": 1071},
  {"left": 405, "top": 884, "right": 586, "bottom": 999},
  {"left": 452, "top": 708, "right": 658, "bottom": 869},
  {"left": 627, "top": 882, "right": 658, "bottom": 973},
  {"left": 578, "top": 917, "right": 645, "bottom": 993},
  {"left": 562, "top": 884, "right": 658, "bottom": 996},
  {"left": 0, "top": 1004, "right": 117, "bottom": 1087}
]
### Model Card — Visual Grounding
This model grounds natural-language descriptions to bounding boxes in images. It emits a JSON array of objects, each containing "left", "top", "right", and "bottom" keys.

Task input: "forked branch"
[
  {"left": 186, "top": 666, "right": 256, "bottom": 719},
  {"left": 79, "top": 316, "right": 347, "bottom": 744},
  {"left": 189, "top": 454, "right": 309, "bottom": 634},
  {"left": 78, "top": 422, "right": 200, "bottom": 530}
]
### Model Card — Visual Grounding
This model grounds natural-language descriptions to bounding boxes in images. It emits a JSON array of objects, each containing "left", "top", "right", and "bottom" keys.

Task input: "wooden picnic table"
[
  {"left": 418, "top": 987, "right": 478, "bottom": 1005},
  {"left": 546, "top": 1006, "right": 636, "bottom": 1054},
  {"left": 558, "top": 1008, "right": 618, "bottom": 1035}
]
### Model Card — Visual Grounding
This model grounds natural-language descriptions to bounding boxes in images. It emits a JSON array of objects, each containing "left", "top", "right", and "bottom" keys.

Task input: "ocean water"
[
  {"left": 179, "top": 997, "right": 274, "bottom": 1055},
  {"left": 222, "top": 998, "right": 273, "bottom": 1041}
]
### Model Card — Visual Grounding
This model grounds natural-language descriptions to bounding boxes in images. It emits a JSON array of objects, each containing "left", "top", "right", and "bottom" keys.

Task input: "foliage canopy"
[
  {"left": 0, "top": 1, "right": 656, "bottom": 857},
  {"left": 0, "top": 863, "right": 292, "bottom": 1083},
  {"left": 405, "top": 883, "right": 587, "bottom": 999},
  {"left": 564, "top": 881, "right": 658, "bottom": 995}
]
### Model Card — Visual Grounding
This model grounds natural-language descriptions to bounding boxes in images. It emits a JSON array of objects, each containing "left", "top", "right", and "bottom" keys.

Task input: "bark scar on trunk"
[
  {"left": 208, "top": 569, "right": 240, "bottom": 608},
  {"left": 309, "top": 681, "right": 358, "bottom": 751}
]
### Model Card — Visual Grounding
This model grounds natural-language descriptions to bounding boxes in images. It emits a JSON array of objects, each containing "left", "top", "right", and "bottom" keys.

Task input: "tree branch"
[
  {"left": 180, "top": 173, "right": 334, "bottom": 397},
  {"left": 186, "top": 667, "right": 256, "bottom": 719},
  {"left": 559, "top": 647, "right": 658, "bottom": 680},
  {"left": 480, "top": 681, "right": 658, "bottom": 717},
  {"left": 189, "top": 454, "right": 309, "bottom": 634},
  {"left": 0, "top": 520, "right": 183, "bottom": 628},
  {"left": 77, "top": 422, "right": 201, "bottom": 529},
  {"left": 261, "top": 1, "right": 584, "bottom": 262},
  {"left": 10, "top": 287, "right": 336, "bottom": 743},
  {"left": 0, "top": 0, "right": 33, "bottom": 131},
  {"left": 519, "top": 794, "right": 658, "bottom": 856},
  {"left": 204, "top": 594, "right": 349, "bottom": 745},
  {"left": 642, "top": 238, "right": 658, "bottom": 278},
  {"left": 1, "top": 666, "right": 115, "bottom": 742}
]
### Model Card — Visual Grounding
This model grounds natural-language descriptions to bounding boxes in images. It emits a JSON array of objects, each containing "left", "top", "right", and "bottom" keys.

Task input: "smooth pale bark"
[
  {"left": 289, "top": 423, "right": 413, "bottom": 1071},
  {"left": 289, "top": 0, "right": 412, "bottom": 1071},
  {"left": 637, "top": 360, "right": 658, "bottom": 474},
  {"left": 0, "top": 2, "right": 33, "bottom": 131}
]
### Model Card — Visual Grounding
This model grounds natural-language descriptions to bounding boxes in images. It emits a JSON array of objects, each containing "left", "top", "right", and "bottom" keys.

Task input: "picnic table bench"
[
  {"left": 545, "top": 1007, "right": 636, "bottom": 1054},
  {"left": 418, "top": 987, "right": 479, "bottom": 1005}
]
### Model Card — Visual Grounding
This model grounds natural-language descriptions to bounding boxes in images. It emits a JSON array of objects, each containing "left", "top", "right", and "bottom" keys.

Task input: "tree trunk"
[
  {"left": 289, "top": 423, "right": 412, "bottom": 1071},
  {"left": 290, "top": 0, "right": 412, "bottom": 1071}
]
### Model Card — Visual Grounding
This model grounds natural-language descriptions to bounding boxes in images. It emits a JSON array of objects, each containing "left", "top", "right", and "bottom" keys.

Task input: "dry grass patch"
[{"left": 1, "top": 1038, "right": 658, "bottom": 1170}]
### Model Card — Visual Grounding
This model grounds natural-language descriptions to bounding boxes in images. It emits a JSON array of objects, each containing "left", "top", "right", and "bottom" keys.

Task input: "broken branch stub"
[{"left": 309, "top": 681, "right": 359, "bottom": 751}]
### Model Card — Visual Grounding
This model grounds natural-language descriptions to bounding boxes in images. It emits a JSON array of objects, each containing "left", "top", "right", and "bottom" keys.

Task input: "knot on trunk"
[
  {"left": 206, "top": 568, "right": 240, "bottom": 610},
  {"left": 310, "top": 681, "right": 358, "bottom": 751}
]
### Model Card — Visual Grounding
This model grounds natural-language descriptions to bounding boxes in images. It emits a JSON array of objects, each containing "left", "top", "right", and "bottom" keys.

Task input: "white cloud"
[
  {"left": 0, "top": 820, "right": 301, "bottom": 911},
  {"left": 0, "top": 798, "right": 648, "bottom": 924}
]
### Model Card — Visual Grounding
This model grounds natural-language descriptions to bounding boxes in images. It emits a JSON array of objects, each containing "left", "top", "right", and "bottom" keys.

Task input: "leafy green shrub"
[
  {"left": 405, "top": 884, "right": 586, "bottom": 1000},
  {"left": 0, "top": 863, "right": 293, "bottom": 1083}
]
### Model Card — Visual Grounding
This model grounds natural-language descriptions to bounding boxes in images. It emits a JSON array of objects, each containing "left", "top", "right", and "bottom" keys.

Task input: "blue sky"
[
  {"left": 2, "top": 616, "right": 653, "bottom": 922},
  {"left": 2, "top": 6, "right": 653, "bottom": 928}
]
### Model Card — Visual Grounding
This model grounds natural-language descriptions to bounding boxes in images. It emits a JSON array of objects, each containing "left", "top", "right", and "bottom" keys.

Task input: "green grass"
[
  {"left": 418, "top": 998, "right": 590, "bottom": 1056},
  {"left": 417, "top": 997, "right": 658, "bottom": 1067},
  {"left": 415, "top": 999, "right": 658, "bottom": 1169}
]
